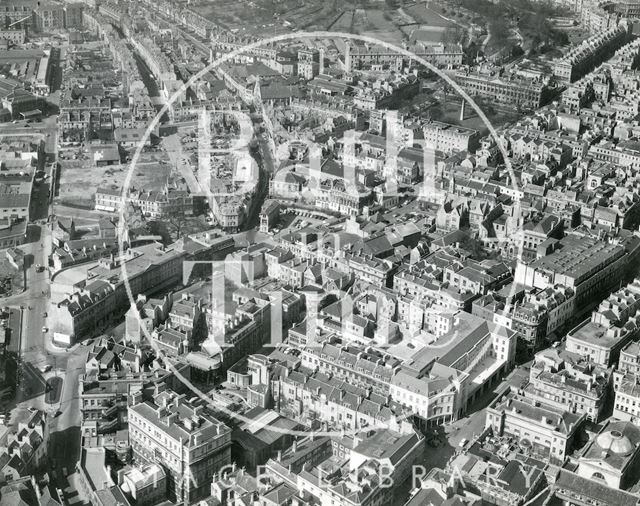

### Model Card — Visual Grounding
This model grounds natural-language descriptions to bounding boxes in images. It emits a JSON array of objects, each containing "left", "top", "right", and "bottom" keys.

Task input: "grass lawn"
[
  {"left": 427, "top": 98, "right": 520, "bottom": 134},
  {"left": 403, "top": 4, "right": 454, "bottom": 27}
]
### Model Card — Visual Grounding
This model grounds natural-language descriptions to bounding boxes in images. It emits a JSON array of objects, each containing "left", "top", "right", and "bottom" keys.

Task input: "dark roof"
[{"left": 555, "top": 469, "right": 640, "bottom": 506}]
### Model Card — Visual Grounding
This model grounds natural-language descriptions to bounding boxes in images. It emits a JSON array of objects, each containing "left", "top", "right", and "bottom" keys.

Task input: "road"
[
  {"left": 8, "top": 171, "right": 55, "bottom": 388},
  {"left": 0, "top": 103, "right": 89, "bottom": 499},
  {"left": 131, "top": 48, "right": 169, "bottom": 122},
  {"left": 0, "top": 40, "right": 91, "bottom": 503},
  {"left": 163, "top": 133, "right": 204, "bottom": 194},
  {"left": 481, "top": 25, "right": 491, "bottom": 53},
  {"left": 48, "top": 345, "right": 89, "bottom": 505},
  {"left": 0, "top": 123, "right": 90, "bottom": 503},
  {"left": 0, "top": 116, "right": 58, "bottom": 155}
]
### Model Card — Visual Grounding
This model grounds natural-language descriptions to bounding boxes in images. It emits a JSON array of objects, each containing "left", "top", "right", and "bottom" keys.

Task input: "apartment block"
[
  {"left": 486, "top": 390, "right": 585, "bottom": 464},
  {"left": 128, "top": 390, "right": 232, "bottom": 502}
]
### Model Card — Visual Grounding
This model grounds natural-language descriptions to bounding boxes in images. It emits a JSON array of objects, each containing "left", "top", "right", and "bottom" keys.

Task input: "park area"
[
  {"left": 191, "top": 0, "right": 420, "bottom": 39},
  {"left": 190, "top": 0, "right": 296, "bottom": 34},
  {"left": 350, "top": 9, "right": 406, "bottom": 45},
  {"left": 427, "top": 97, "right": 521, "bottom": 134},
  {"left": 403, "top": 3, "right": 455, "bottom": 27},
  {"left": 329, "top": 8, "right": 409, "bottom": 44}
]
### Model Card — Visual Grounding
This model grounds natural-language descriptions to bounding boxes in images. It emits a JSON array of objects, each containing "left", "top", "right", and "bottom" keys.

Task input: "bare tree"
[{"left": 164, "top": 207, "right": 191, "bottom": 240}]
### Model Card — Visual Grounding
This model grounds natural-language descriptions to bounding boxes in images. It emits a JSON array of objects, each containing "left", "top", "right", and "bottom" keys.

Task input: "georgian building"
[{"left": 129, "top": 390, "right": 232, "bottom": 502}]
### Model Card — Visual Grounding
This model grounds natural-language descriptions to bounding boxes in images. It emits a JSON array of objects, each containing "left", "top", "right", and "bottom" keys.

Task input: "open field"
[
  {"left": 193, "top": 0, "right": 294, "bottom": 35},
  {"left": 55, "top": 160, "right": 173, "bottom": 209},
  {"left": 426, "top": 98, "right": 521, "bottom": 134},
  {"left": 294, "top": 0, "right": 345, "bottom": 31},
  {"left": 330, "top": 10, "right": 354, "bottom": 33},
  {"left": 402, "top": 4, "right": 454, "bottom": 27},
  {"left": 193, "top": 0, "right": 412, "bottom": 37},
  {"left": 352, "top": 9, "right": 406, "bottom": 45}
]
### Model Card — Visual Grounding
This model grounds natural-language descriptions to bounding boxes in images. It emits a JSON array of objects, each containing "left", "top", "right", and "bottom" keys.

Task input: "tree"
[
  {"left": 443, "top": 26, "right": 465, "bottom": 46},
  {"left": 442, "top": 84, "right": 451, "bottom": 109},
  {"left": 163, "top": 207, "right": 191, "bottom": 241}
]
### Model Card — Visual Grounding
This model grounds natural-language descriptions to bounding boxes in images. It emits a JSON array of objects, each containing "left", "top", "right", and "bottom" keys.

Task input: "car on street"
[
  {"left": 42, "top": 327, "right": 48, "bottom": 333},
  {"left": 40, "top": 365, "right": 52, "bottom": 373}
]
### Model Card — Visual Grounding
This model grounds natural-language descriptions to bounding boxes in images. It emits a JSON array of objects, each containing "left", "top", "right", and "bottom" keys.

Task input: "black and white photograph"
[{"left": 0, "top": 0, "right": 639, "bottom": 505}]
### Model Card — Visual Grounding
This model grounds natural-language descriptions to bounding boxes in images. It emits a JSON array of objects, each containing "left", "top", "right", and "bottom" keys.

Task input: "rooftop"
[
  {"left": 490, "top": 391, "right": 583, "bottom": 435},
  {"left": 528, "top": 235, "right": 625, "bottom": 283}
]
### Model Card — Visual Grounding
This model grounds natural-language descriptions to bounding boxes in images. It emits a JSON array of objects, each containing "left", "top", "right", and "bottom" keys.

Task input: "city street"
[
  {"left": 48, "top": 345, "right": 89, "bottom": 505},
  {"left": 6, "top": 180, "right": 56, "bottom": 407},
  {"left": 417, "top": 363, "right": 532, "bottom": 475},
  {"left": 163, "top": 133, "right": 204, "bottom": 194},
  {"left": 0, "top": 110, "right": 88, "bottom": 499}
]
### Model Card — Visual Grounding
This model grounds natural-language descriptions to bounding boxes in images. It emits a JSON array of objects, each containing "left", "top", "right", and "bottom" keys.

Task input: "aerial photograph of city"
[{"left": 6, "top": 0, "right": 640, "bottom": 505}]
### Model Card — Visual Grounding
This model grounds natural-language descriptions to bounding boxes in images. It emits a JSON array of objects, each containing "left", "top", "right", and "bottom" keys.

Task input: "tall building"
[
  {"left": 526, "top": 347, "right": 611, "bottom": 422},
  {"left": 455, "top": 69, "right": 551, "bottom": 109},
  {"left": 63, "top": 3, "right": 83, "bottom": 28},
  {"left": 552, "top": 24, "right": 631, "bottom": 83},
  {"left": 0, "top": 1, "right": 36, "bottom": 29},
  {"left": 31, "top": 1, "right": 65, "bottom": 32},
  {"left": 565, "top": 278, "right": 640, "bottom": 367},
  {"left": 514, "top": 235, "right": 636, "bottom": 311},
  {"left": 486, "top": 389, "right": 586, "bottom": 464},
  {"left": 128, "top": 389, "right": 232, "bottom": 502}
]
